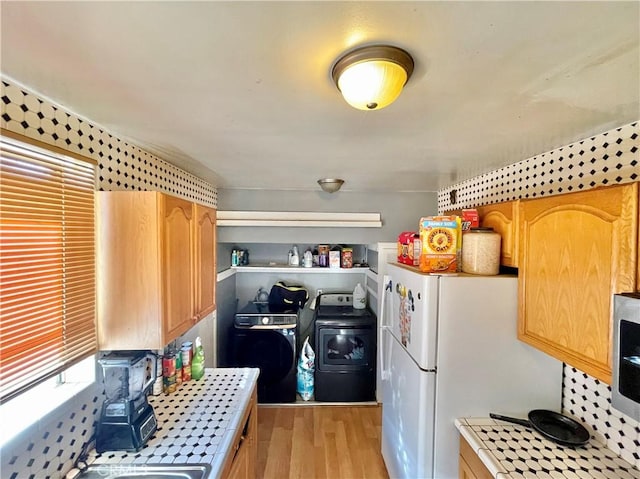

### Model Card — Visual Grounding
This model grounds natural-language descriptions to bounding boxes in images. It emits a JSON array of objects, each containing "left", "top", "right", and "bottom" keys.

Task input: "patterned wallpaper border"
[
  {"left": 1, "top": 77, "right": 217, "bottom": 207},
  {"left": 438, "top": 121, "right": 639, "bottom": 212}
]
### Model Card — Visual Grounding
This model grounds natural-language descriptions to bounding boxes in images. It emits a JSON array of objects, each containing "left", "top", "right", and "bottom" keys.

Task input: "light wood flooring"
[{"left": 257, "top": 404, "right": 389, "bottom": 479}]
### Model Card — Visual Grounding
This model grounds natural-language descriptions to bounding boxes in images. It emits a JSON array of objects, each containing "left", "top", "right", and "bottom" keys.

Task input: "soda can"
[
  {"left": 182, "top": 363, "right": 192, "bottom": 382},
  {"left": 162, "top": 354, "right": 176, "bottom": 377},
  {"left": 163, "top": 374, "right": 176, "bottom": 394}
]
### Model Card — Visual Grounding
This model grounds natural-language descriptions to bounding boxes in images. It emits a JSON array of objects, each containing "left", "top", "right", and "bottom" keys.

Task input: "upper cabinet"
[
  {"left": 97, "top": 191, "right": 217, "bottom": 350},
  {"left": 517, "top": 183, "right": 638, "bottom": 383},
  {"left": 195, "top": 204, "right": 217, "bottom": 318},
  {"left": 476, "top": 201, "right": 519, "bottom": 267},
  {"left": 162, "top": 195, "right": 196, "bottom": 342}
]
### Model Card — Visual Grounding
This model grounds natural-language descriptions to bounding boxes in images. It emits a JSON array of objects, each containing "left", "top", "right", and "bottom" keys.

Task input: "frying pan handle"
[{"left": 490, "top": 413, "right": 532, "bottom": 428}]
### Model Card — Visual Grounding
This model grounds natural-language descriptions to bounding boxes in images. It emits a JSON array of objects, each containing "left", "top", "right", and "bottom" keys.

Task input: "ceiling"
[{"left": 1, "top": 1, "right": 638, "bottom": 193}]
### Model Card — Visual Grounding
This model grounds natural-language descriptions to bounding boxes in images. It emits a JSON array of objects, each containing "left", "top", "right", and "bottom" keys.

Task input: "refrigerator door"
[
  {"left": 387, "top": 263, "right": 439, "bottom": 370},
  {"left": 432, "top": 275, "right": 562, "bottom": 479},
  {"left": 381, "top": 327, "right": 436, "bottom": 479}
]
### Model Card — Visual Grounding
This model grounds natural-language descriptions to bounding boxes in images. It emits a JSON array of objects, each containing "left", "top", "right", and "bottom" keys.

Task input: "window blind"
[{"left": 0, "top": 133, "right": 96, "bottom": 403}]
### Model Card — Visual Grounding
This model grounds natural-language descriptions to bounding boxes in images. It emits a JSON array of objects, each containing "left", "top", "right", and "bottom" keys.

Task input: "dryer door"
[{"left": 232, "top": 328, "right": 296, "bottom": 384}]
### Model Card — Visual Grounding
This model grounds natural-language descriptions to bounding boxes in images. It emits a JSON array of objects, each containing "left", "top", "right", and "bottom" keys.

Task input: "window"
[{"left": 0, "top": 130, "right": 97, "bottom": 403}]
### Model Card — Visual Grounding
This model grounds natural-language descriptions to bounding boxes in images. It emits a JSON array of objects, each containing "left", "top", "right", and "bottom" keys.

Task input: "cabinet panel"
[
  {"left": 518, "top": 183, "right": 638, "bottom": 383},
  {"left": 97, "top": 191, "right": 164, "bottom": 350},
  {"left": 459, "top": 436, "right": 492, "bottom": 479},
  {"left": 477, "top": 201, "right": 519, "bottom": 267},
  {"left": 163, "top": 195, "right": 195, "bottom": 343},
  {"left": 195, "top": 205, "right": 216, "bottom": 318},
  {"left": 222, "top": 386, "right": 257, "bottom": 479}
]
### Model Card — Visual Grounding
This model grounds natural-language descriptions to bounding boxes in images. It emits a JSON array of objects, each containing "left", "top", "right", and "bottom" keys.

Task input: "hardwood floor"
[{"left": 257, "top": 404, "right": 389, "bottom": 479}]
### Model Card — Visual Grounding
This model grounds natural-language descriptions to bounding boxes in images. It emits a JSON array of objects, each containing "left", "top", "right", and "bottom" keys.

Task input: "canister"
[{"left": 461, "top": 227, "right": 501, "bottom": 275}]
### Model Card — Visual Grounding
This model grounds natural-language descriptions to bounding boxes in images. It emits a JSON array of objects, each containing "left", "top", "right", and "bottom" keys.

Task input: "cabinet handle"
[{"left": 232, "top": 434, "right": 246, "bottom": 461}]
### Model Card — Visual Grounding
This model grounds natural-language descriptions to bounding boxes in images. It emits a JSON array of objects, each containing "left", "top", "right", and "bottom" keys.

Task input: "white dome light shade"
[{"left": 332, "top": 45, "right": 414, "bottom": 111}]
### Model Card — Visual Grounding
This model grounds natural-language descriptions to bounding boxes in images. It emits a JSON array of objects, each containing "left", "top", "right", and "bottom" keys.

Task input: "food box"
[
  {"left": 419, "top": 216, "right": 461, "bottom": 273},
  {"left": 461, "top": 209, "right": 479, "bottom": 233},
  {"left": 329, "top": 250, "right": 341, "bottom": 269},
  {"left": 397, "top": 232, "right": 421, "bottom": 266},
  {"left": 341, "top": 247, "right": 353, "bottom": 268}
]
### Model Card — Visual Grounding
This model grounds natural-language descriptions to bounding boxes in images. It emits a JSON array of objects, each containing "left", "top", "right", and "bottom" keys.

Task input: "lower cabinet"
[
  {"left": 222, "top": 386, "right": 257, "bottom": 479},
  {"left": 459, "top": 436, "right": 492, "bottom": 479}
]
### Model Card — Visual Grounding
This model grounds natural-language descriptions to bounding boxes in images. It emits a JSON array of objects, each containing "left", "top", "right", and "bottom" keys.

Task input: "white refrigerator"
[{"left": 379, "top": 263, "right": 562, "bottom": 479}]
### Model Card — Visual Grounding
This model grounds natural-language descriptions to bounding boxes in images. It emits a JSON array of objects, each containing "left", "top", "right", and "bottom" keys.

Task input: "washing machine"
[{"left": 231, "top": 301, "right": 297, "bottom": 403}]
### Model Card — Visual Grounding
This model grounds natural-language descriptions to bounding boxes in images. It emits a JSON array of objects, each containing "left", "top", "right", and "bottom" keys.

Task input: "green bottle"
[{"left": 191, "top": 336, "right": 205, "bottom": 381}]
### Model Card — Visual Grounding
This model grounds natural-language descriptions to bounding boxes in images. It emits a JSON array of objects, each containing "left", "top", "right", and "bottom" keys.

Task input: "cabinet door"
[
  {"left": 518, "top": 183, "right": 638, "bottom": 383},
  {"left": 459, "top": 456, "right": 477, "bottom": 479},
  {"left": 96, "top": 191, "right": 164, "bottom": 350},
  {"left": 194, "top": 204, "right": 216, "bottom": 319},
  {"left": 223, "top": 387, "right": 257, "bottom": 479},
  {"left": 162, "top": 195, "right": 195, "bottom": 343},
  {"left": 459, "top": 437, "right": 492, "bottom": 479},
  {"left": 477, "top": 201, "right": 519, "bottom": 267}
]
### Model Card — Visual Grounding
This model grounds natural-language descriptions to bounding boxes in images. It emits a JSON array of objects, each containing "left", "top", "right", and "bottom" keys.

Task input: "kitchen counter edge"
[
  {"left": 67, "top": 368, "right": 260, "bottom": 479},
  {"left": 456, "top": 417, "right": 640, "bottom": 479}
]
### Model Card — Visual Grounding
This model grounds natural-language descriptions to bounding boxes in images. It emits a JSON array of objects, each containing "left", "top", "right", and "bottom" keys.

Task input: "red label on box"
[
  {"left": 461, "top": 209, "right": 479, "bottom": 232},
  {"left": 397, "top": 232, "right": 421, "bottom": 266}
]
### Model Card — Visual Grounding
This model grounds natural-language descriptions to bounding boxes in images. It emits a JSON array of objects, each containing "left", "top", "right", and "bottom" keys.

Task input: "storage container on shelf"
[{"left": 461, "top": 227, "right": 501, "bottom": 275}]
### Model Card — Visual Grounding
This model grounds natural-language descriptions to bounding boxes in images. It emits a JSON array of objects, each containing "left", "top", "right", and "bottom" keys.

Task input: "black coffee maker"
[{"left": 96, "top": 350, "right": 157, "bottom": 452}]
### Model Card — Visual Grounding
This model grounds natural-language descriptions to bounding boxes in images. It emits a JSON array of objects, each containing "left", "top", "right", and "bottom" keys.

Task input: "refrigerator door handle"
[{"left": 379, "top": 275, "right": 392, "bottom": 380}]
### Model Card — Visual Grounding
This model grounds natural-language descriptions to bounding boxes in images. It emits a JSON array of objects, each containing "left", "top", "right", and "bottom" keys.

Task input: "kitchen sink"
[{"left": 75, "top": 463, "right": 211, "bottom": 479}]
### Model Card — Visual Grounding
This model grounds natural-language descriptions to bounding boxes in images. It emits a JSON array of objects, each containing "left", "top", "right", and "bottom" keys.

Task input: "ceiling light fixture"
[
  {"left": 332, "top": 44, "right": 414, "bottom": 111},
  {"left": 318, "top": 178, "right": 345, "bottom": 193}
]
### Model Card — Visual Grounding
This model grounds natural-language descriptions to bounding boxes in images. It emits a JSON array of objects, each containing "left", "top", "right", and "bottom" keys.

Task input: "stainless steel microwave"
[{"left": 612, "top": 293, "right": 640, "bottom": 421}]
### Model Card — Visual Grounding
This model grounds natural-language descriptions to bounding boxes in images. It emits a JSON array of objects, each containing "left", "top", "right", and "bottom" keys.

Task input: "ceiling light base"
[{"left": 318, "top": 178, "right": 344, "bottom": 193}]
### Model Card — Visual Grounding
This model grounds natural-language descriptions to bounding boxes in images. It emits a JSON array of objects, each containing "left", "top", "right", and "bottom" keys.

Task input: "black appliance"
[
  {"left": 314, "top": 293, "right": 376, "bottom": 402},
  {"left": 231, "top": 301, "right": 297, "bottom": 403},
  {"left": 612, "top": 293, "right": 640, "bottom": 421},
  {"left": 96, "top": 351, "right": 157, "bottom": 452}
]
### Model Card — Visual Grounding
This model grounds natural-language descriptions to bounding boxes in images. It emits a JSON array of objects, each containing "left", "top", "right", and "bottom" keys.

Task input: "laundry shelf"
[
  {"left": 217, "top": 211, "right": 382, "bottom": 227},
  {"left": 231, "top": 264, "right": 371, "bottom": 274}
]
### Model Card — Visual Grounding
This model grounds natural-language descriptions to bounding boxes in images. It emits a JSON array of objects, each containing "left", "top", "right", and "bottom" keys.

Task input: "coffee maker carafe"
[{"left": 96, "top": 350, "right": 158, "bottom": 452}]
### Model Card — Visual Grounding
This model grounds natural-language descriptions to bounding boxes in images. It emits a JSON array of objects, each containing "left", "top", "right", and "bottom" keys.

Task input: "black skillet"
[{"left": 490, "top": 410, "right": 590, "bottom": 447}]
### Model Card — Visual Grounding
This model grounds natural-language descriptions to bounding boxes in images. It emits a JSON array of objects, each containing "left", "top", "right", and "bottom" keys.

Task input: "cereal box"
[
  {"left": 461, "top": 209, "right": 479, "bottom": 233},
  {"left": 419, "top": 216, "right": 461, "bottom": 273},
  {"left": 329, "top": 249, "right": 341, "bottom": 269},
  {"left": 397, "top": 232, "right": 421, "bottom": 266},
  {"left": 341, "top": 247, "right": 353, "bottom": 268}
]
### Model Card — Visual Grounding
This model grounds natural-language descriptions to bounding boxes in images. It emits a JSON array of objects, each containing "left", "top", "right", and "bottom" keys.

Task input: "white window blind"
[{"left": 0, "top": 131, "right": 97, "bottom": 403}]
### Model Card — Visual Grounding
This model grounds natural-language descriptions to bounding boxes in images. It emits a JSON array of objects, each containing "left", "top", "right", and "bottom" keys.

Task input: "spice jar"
[{"left": 461, "top": 227, "right": 501, "bottom": 275}]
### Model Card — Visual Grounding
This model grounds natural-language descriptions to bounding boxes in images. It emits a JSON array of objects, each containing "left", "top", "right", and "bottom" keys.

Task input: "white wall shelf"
[
  {"left": 217, "top": 211, "right": 382, "bottom": 227},
  {"left": 230, "top": 265, "right": 370, "bottom": 274}
]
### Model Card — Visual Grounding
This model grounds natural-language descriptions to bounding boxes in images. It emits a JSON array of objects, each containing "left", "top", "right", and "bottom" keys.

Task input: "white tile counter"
[
  {"left": 456, "top": 417, "right": 640, "bottom": 479},
  {"left": 68, "top": 368, "right": 259, "bottom": 479}
]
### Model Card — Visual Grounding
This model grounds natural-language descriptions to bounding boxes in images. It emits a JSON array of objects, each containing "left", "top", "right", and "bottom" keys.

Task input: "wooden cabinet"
[
  {"left": 222, "top": 385, "right": 258, "bottom": 479},
  {"left": 477, "top": 200, "right": 519, "bottom": 267},
  {"left": 518, "top": 183, "right": 638, "bottom": 383},
  {"left": 163, "top": 195, "right": 196, "bottom": 342},
  {"left": 97, "top": 191, "right": 217, "bottom": 350},
  {"left": 459, "top": 436, "right": 492, "bottom": 479},
  {"left": 194, "top": 204, "right": 216, "bottom": 318}
]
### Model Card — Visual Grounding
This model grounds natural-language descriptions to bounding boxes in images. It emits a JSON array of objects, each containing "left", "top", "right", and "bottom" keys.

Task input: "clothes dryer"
[{"left": 231, "top": 301, "right": 297, "bottom": 403}]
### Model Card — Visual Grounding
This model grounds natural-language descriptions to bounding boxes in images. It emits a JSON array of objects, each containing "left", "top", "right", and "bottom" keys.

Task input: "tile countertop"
[
  {"left": 67, "top": 368, "right": 259, "bottom": 479},
  {"left": 456, "top": 417, "right": 640, "bottom": 479}
]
